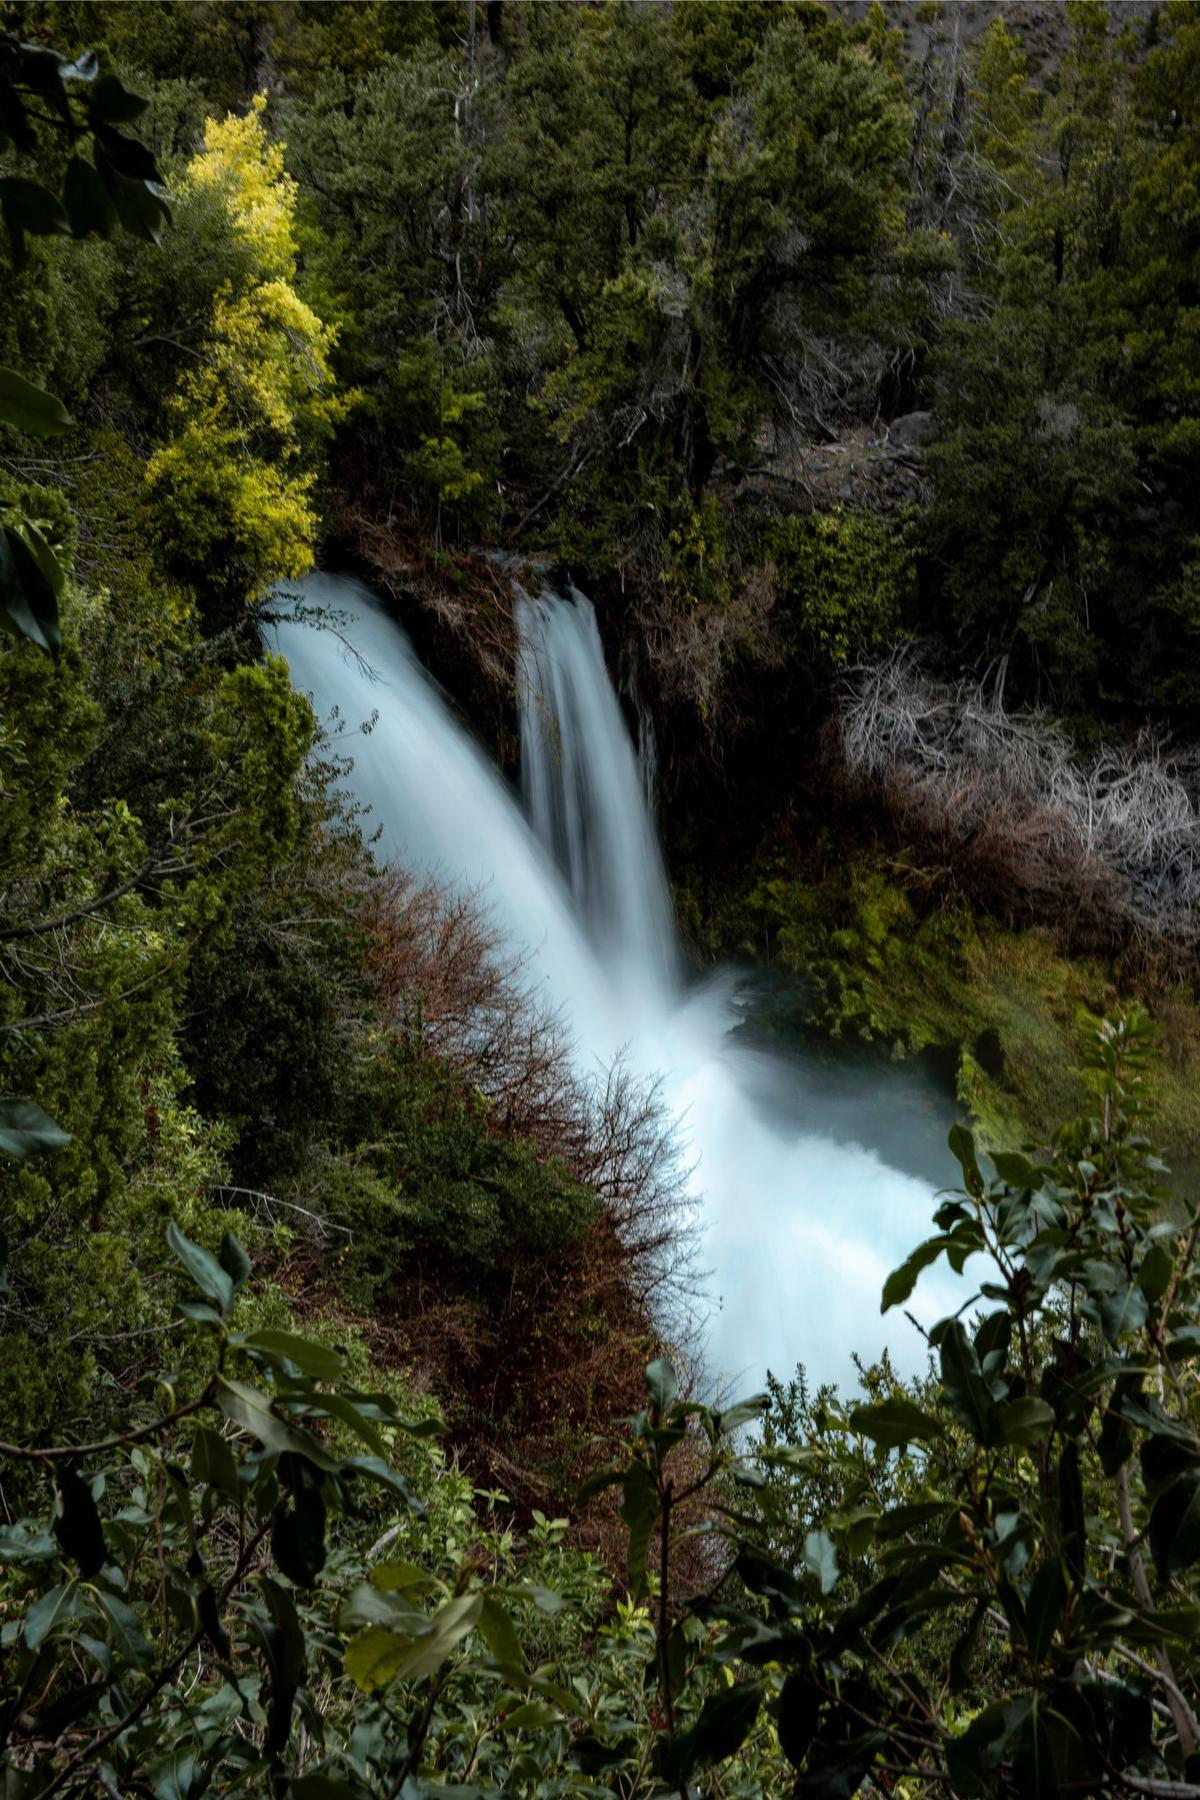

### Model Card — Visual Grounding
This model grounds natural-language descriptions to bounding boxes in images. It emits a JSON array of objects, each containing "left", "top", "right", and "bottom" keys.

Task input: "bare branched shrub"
[
  {"left": 363, "top": 868, "right": 700, "bottom": 1322},
  {"left": 841, "top": 651, "right": 1200, "bottom": 954}
]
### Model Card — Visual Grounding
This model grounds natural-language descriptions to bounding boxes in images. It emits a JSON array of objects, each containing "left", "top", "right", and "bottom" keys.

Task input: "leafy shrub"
[{"left": 771, "top": 507, "right": 913, "bottom": 670}]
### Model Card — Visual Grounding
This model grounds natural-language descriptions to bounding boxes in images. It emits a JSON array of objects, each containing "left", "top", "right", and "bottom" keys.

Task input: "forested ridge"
[{"left": 5, "top": 2, "right": 1200, "bottom": 1795}]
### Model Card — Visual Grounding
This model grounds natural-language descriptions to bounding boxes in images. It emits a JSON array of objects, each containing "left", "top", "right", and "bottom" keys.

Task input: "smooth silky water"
[{"left": 270, "top": 572, "right": 963, "bottom": 1394}]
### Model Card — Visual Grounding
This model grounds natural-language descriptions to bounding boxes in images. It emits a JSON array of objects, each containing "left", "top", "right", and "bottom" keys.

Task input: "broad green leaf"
[
  {"left": 97, "top": 1588, "right": 154, "bottom": 1667},
  {"left": 990, "top": 1151, "right": 1042, "bottom": 1189},
  {"left": 713, "top": 1394, "right": 769, "bottom": 1435},
  {"left": 190, "top": 1424, "right": 240, "bottom": 1499},
  {"left": 271, "top": 1483, "right": 327, "bottom": 1587},
  {"left": 1150, "top": 1471, "right": 1200, "bottom": 1582},
  {"left": 1098, "top": 1282, "right": 1149, "bottom": 1344},
  {"left": 1058, "top": 1442, "right": 1087, "bottom": 1583},
  {"left": 620, "top": 1461, "right": 658, "bottom": 1601},
  {"left": 216, "top": 1378, "right": 337, "bottom": 1470},
  {"left": 940, "top": 1320, "right": 1000, "bottom": 1446},
  {"left": 88, "top": 74, "right": 150, "bottom": 124},
  {"left": 218, "top": 1231, "right": 252, "bottom": 1294},
  {"left": 166, "top": 1221, "right": 233, "bottom": 1315},
  {"left": 0, "top": 526, "right": 60, "bottom": 654},
  {"left": 500, "top": 1700, "right": 560, "bottom": 1730},
  {"left": 0, "top": 366, "right": 73, "bottom": 437},
  {"left": 575, "top": 1465, "right": 626, "bottom": 1506},
  {"left": 881, "top": 1235, "right": 955, "bottom": 1311},
  {"left": 340, "top": 1456, "right": 424, "bottom": 1513},
  {"left": 398, "top": 1591, "right": 485, "bottom": 1682},
  {"left": 1025, "top": 1559, "right": 1066, "bottom": 1662},
  {"left": 371, "top": 1562, "right": 440, "bottom": 1597},
  {"left": 645, "top": 1358, "right": 678, "bottom": 1413},
  {"left": 149, "top": 1747, "right": 200, "bottom": 1800},
  {"left": 0, "top": 1098, "right": 70, "bottom": 1159},
  {"left": 53, "top": 1469, "right": 106, "bottom": 1576},
  {"left": 281, "top": 1389, "right": 386, "bottom": 1456},
  {"left": 659, "top": 1681, "right": 765, "bottom": 1788},
  {"left": 343, "top": 1592, "right": 483, "bottom": 1691},
  {"left": 478, "top": 1595, "right": 523, "bottom": 1670},
  {"left": 24, "top": 1583, "right": 77, "bottom": 1651},
  {"left": 999, "top": 1397, "right": 1056, "bottom": 1447},
  {"left": 850, "top": 1395, "right": 944, "bottom": 1448},
  {"left": 19, "top": 522, "right": 65, "bottom": 599},
  {"left": 948, "top": 1122, "right": 983, "bottom": 1194},
  {"left": 793, "top": 1729, "right": 888, "bottom": 1800},
  {"left": 63, "top": 154, "right": 118, "bottom": 238},
  {"left": 237, "top": 1329, "right": 346, "bottom": 1380}
]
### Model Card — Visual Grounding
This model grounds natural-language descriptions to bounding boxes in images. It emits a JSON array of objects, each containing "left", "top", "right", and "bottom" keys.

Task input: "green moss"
[{"left": 716, "top": 853, "right": 1200, "bottom": 1183}]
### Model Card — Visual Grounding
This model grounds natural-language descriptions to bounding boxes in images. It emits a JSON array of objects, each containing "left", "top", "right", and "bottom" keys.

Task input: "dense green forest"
[{"left": 5, "top": 1, "right": 1200, "bottom": 1794}]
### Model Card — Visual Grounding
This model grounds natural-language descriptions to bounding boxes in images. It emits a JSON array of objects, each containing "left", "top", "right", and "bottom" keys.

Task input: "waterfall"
[
  {"left": 270, "top": 571, "right": 962, "bottom": 1393},
  {"left": 516, "top": 585, "right": 678, "bottom": 1008}
]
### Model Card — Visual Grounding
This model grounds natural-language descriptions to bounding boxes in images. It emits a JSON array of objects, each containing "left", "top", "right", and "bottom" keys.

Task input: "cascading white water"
[
  {"left": 516, "top": 584, "right": 679, "bottom": 1009},
  {"left": 270, "top": 571, "right": 961, "bottom": 1392}
]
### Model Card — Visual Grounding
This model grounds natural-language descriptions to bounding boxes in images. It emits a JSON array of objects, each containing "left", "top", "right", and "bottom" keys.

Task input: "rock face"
[{"left": 887, "top": 412, "right": 936, "bottom": 449}]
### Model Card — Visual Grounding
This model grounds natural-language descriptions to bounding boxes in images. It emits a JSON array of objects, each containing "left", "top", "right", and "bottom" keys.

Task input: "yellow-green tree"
[{"left": 145, "top": 94, "right": 349, "bottom": 600}]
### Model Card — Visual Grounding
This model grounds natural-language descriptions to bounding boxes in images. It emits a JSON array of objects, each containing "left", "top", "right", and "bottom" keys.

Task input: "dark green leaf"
[
  {"left": 0, "top": 1097, "right": 70, "bottom": 1158},
  {"left": 166, "top": 1221, "right": 233, "bottom": 1315},
  {"left": 881, "top": 1235, "right": 954, "bottom": 1311},
  {"left": 999, "top": 1397, "right": 1056, "bottom": 1447},
  {"left": 0, "top": 176, "right": 69, "bottom": 240},
  {"left": 948, "top": 1122, "right": 983, "bottom": 1194},
  {"left": 339, "top": 1457, "right": 424, "bottom": 1514},
  {"left": 88, "top": 74, "right": 149, "bottom": 123},
  {"left": 793, "top": 1728, "right": 888, "bottom": 1799},
  {"left": 0, "top": 526, "right": 60, "bottom": 654},
  {"left": 940, "top": 1320, "right": 1000, "bottom": 1446},
  {"left": 659, "top": 1681, "right": 764, "bottom": 1788},
  {"left": 776, "top": 1672, "right": 824, "bottom": 1770},
  {"left": 0, "top": 368, "right": 73, "bottom": 438},
  {"left": 63, "top": 154, "right": 117, "bottom": 238},
  {"left": 990, "top": 1150, "right": 1042, "bottom": 1189},
  {"left": 271, "top": 1484, "right": 326, "bottom": 1588},
  {"left": 218, "top": 1231, "right": 252, "bottom": 1294},
  {"left": 190, "top": 1425, "right": 240, "bottom": 1499},
  {"left": 92, "top": 122, "right": 159, "bottom": 181},
  {"left": 477, "top": 1595, "right": 522, "bottom": 1670},
  {"left": 24, "top": 1584, "right": 77, "bottom": 1651},
  {"left": 1025, "top": 1559, "right": 1066, "bottom": 1662},
  {"left": 1150, "top": 1472, "right": 1200, "bottom": 1582},
  {"left": 1098, "top": 1282, "right": 1149, "bottom": 1345},
  {"left": 574, "top": 1465, "right": 626, "bottom": 1506},
  {"left": 217, "top": 1378, "right": 337, "bottom": 1470},
  {"left": 97, "top": 1589, "right": 154, "bottom": 1667},
  {"left": 53, "top": 1469, "right": 106, "bottom": 1577},
  {"left": 1058, "top": 1442, "right": 1087, "bottom": 1584},
  {"left": 850, "top": 1395, "right": 944, "bottom": 1448},
  {"left": 238, "top": 1329, "right": 345, "bottom": 1380},
  {"left": 645, "top": 1358, "right": 678, "bottom": 1413},
  {"left": 197, "top": 1584, "right": 229, "bottom": 1658}
]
